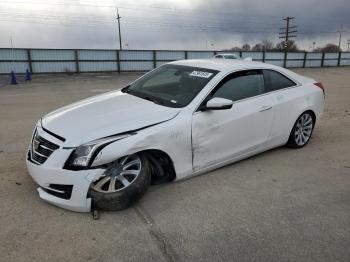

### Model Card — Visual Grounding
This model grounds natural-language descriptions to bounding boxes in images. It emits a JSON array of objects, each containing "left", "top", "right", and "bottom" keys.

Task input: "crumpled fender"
[{"left": 90, "top": 114, "right": 193, "bottom": 180}]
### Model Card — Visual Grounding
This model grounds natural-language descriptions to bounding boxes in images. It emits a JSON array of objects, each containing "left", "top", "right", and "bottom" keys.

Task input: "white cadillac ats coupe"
[{"left": 26, "top": 59, "right": 325, "bottom": 212}]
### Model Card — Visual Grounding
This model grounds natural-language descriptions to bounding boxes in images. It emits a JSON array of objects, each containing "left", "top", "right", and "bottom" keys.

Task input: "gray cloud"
[{"left": 0, "top": 0, "right": 349, "bottom": 51}]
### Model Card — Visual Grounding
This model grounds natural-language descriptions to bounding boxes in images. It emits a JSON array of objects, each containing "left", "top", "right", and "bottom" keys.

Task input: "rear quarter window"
[{"left": 263, "top": 70, "right": 296, "bottom": 93}]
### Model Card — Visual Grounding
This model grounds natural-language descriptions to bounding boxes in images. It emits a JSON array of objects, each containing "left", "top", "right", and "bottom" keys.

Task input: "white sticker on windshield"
[{"left": 189, "top": 71, "right": 213, "bottom": 78}]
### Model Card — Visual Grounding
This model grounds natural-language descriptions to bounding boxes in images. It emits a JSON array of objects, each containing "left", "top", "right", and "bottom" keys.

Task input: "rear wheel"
[
  {"left": 89, "top": 153, "right": 151, "bottom": 211},
  {"left": 287, "top": 111, "right": 315, "bottom": 148}
]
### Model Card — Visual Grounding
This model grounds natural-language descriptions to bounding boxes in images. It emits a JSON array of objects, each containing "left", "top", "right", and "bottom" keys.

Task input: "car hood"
[{"left": 41, "top": 91, "right": 180, "bottom": 146}]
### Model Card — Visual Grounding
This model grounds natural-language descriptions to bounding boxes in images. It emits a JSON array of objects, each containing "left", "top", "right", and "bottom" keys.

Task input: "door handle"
[{"left": 259, "top": 105, "right": 272, "bottom": 112}]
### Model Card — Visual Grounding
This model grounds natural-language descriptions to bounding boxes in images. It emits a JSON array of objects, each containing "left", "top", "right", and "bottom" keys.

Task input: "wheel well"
[
  {"left": 304, "top": 110, "right": 316, "bottom": 125},
  {"left": 139, "top": 149, "right": 176, "bottom": 185}
]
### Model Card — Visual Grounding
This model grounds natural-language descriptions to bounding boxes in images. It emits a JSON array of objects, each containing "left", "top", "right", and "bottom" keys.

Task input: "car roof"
[
  {"left": 169, "top": 59, "right": 310, "bottom": 84},
  {"left": 170, "top": 59, "right": 276, "bottom": 72}
]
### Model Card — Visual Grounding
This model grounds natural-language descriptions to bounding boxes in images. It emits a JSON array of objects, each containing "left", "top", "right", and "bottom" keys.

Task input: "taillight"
[{"left": 314, "top": 82, "right": 325, "bottom": 96}]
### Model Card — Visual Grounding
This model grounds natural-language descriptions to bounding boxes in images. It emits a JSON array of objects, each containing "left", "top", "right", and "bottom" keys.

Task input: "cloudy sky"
[{"left": 0, "top": 0, "right": 349, "bottom": 51}]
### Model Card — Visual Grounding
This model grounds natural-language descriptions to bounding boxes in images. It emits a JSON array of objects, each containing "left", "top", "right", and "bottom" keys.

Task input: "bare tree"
[
  {"left": 228, "top": 46, "right": 241, "bottom": 51},
  {"left": 252, "top": 40, "right": 275, "bottom": 51},
  {"left": 262, "top": 40, "right": 274, "bottom": 50},
  {"left": 316, "top": 44, "right": 342, "bottom": 52},
  {"left": 242, "top": 44, "right": 251, "bottom": 51},
  {"left": 252, "top": 43, "right": 264, "bottom": 51},
  {"left": 275, "top": 40, "right": 299, "bottom": 51}
]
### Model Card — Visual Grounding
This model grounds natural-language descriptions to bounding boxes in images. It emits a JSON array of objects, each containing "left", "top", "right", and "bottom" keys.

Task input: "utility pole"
[
  {"left": 279, "top": 17, "right": 297, "bottom": 51},
  {"left": 116, "top": 8, "right": 122, "bottom": 50},
  {"left": 347, "top": 40, "right": 350, "bottom": 51},
  {"left": 279, "top": 16, "right": 297, "bottom": 67}
]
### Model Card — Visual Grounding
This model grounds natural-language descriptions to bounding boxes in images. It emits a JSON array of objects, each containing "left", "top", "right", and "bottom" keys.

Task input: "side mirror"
[{"left": 205, "top": 97, "right": 233, "bottom": 110}]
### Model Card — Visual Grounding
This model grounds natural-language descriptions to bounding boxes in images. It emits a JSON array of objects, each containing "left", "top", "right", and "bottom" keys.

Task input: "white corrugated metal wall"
[
  {"left": 0, "top": 48, "right": 349, "bottom": 74},
  {"left": 0, "top": 49, "right": 28, "bottom": 73}
]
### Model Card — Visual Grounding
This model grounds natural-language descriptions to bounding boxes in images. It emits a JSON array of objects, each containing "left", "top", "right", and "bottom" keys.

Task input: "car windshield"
[{"left": 122, "top": 65, "right": 219, "bottom": 108}]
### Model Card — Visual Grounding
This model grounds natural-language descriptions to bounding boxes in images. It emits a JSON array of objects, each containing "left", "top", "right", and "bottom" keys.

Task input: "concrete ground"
[{"left": 0, "top": 68, "right": 349, "bottom": 262}]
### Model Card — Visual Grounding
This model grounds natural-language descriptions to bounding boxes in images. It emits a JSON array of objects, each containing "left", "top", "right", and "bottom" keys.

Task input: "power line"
[
  {"left": 0, "top": 9, "right": 279, "bottom": 30},
  {"left": 1, "top": 3, "right": 348, "bottom": 32},
  {"left": 1, "top": 14, "right": 346, "bottom": 36},
  {"left": 0, "top": 0, "right": 283, "bottom": 19},
  {"left": 0, "top": 8, "right": 283, "bottom": 29},
  {"left": 1, "top": 10, "right": 347, "bottom": 36},
  {"left": 0, "top": 17, "right": 280, "bottom": 34},
  {"left": 1, "top": 7, "right": 348, "bottom": 47},
  {"left": 2, "top": 0, "right": 349, "bottom": 30},
  {"left": 0, "top": 11, "right": 281, "bottom": 33}
]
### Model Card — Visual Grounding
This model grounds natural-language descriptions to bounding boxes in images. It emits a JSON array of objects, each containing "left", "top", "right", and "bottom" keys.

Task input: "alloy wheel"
[
  {"left": 91, "top": 154, "right": 142, "bottom": 193},
  {"left": 294, "top": 113, "right": 313, "bottom": 146}
]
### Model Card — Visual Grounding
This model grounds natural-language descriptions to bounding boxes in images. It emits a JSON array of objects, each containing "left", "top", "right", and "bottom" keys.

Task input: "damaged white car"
[{"left": 26, "top": 59, "right": 325, "bottom": 212}]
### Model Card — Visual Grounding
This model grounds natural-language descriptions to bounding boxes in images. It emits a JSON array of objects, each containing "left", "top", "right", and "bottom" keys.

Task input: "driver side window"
[{"left": 212, "top": 70, "right": 264, "bottom": 101}]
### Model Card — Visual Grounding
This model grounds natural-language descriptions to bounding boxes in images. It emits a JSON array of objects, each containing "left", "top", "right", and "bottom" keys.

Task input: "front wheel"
[
  {"left": 287, "top": 112, "right": 315, "bottom": 148},
  {"left": 88, "top": 153, "right": 151, "bottom": 211}
]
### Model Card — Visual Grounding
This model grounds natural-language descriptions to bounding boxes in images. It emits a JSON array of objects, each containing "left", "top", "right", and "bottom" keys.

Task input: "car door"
[
  {"left": 262, "top": 69, "right": 299, "bottom": 145},
  {"left": 192, "top": 70, "right": 274, "bottom": 171}
]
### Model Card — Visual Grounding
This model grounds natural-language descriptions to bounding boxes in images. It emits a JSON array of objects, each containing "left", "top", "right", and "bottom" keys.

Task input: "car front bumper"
[{"left": 26, "top": 157, "right": 104, "bottom": 212}]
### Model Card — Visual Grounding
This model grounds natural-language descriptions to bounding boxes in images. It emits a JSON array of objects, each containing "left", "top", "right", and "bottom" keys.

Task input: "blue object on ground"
[
  {"left": 10, "top": 70, "right": 18, "bottom": 85},
  {"left": 25, "top": 69, "right": 32, "bottom": 81}
]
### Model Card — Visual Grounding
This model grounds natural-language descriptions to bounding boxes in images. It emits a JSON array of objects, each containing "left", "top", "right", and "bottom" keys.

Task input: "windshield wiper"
[
  {"left": 122, "top": 87, "right": 165, "bottom": 106},
  {"left": 143, "top": 96, "right": 164, "bottom": 106},
  {"left": 121, "top": 85, "right": 130, "bottom": 93}
]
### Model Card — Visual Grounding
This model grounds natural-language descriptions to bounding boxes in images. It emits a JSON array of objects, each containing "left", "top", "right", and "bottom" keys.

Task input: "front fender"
[
  {"left": 91, "top": 133, "right": 156, "bottom": 166},
  {"left": 90, "top": 119, "right": 193, "bottom": 180}
]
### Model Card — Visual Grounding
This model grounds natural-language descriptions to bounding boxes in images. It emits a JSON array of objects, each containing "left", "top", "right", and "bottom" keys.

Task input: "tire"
[
  {"left": 88, "top": 153, "right": 151, "bottom": 211},
  {"left": 287, "top": 111, "right": 315, "bottom": 148}
]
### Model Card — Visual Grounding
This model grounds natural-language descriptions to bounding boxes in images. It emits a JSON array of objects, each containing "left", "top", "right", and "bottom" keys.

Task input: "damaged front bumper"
[{"left": 26, "top": 157, "right": 104, "bottom": 212}]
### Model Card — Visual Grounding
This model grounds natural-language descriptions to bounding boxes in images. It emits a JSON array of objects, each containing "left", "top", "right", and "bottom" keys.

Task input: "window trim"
[
  {"left": 196, "top": 69, "right": 265, "bottom": 111},
  {"left": 211, "top": 69, "right": 264, "bottom": 100},
  {"left": 194, "top": 67, "right": 300, "bottom": 113}
]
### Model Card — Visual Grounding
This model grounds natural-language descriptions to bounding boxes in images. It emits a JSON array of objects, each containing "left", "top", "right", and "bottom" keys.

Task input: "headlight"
[
  {"left": 70, "top": 142, "right": 99, "bottom": 167},
  {"left": 66, "top": 134, "right": 133, "bottom": 169}
]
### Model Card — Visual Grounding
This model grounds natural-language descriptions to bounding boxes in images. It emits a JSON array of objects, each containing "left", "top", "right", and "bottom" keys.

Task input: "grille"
[{"left": 30, "top": 130, "right": 60, "bottom": 165}]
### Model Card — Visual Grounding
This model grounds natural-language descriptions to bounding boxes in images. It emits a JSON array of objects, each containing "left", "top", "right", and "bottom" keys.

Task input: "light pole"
[
  {"left": 116, "top": 8, "right": 122, "bottom": 50},
  {"left": 336, "top": 29, "right": 345, "bottom": 50}
]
